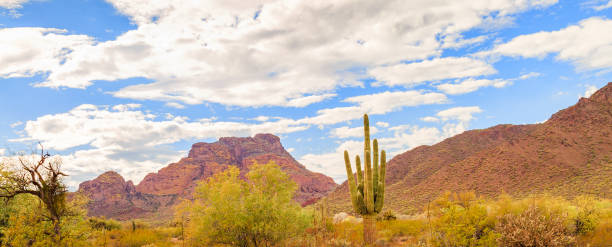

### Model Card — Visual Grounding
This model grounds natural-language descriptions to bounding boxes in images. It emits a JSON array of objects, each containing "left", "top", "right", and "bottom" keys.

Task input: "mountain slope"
[
  {"left": 327, "top": 82, "right": 612, "bottom": 214},
  {"left": 79, "top": 134, "right": 336, "bottom": 220}
]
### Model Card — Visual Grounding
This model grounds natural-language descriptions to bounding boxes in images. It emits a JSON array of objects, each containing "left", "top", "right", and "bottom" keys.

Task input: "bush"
[
  {"left": 430, "top": 192, "right": 497, "bottom": 247},
  {"left": 380, "top": 210, "right": 397, "bottom": 221},
  {"left": 496, "top": 205, "right": 575, "bottom": 247},
  {"left": 188, "top": 163, "right": 311, "bottom": 246}
]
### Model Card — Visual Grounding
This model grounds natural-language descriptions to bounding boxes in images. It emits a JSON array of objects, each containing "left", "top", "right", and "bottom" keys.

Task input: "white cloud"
[
  {"left": 593, "top": 0, "right": 612, "bottom": 10},
  {"left": 0, "top": 0, "right": 29, "bottom": 9},
  {"left": 518, "top": 72, "right": 541, "bottom": 80},
  {"left": 299, "top": 90, "right": 447, "bottom": 125},
  {"left": 369, "top": 57, "right": 496, "bottom": 87},
  {"left": 286, "top": 93, "right": 336, "bottom": 107},
  {"left": 9, "top": 121, "right": 23, "bottom": 128},
  {"left": 300, "top": 124, "right": 448, "bottom": 183},
  {"left": 436, "top": 106, "right": 483, "bottom": 122},
  {"left": 164, "top": 102, "right": 185, "bottom": 109},
  {"left": 0, "top": 28, "right": 92, "bottom": 80},
  {"left": 437, "top": 78, "right": 511, "bottom": 95},
  {"left": 582, "top": 85, "right": 598, "bottom": 98},
  {"left": 421, "top": 116, "right": 440, "bottom": 122},
  {"left": 111, "top": 103, "right": 141, "bottom": 111},
  {"left": 0, "top": 148, "right": 5, "bottom": 155},
  {"left": 9, "top": 104, "right": 310, "bottom": 185},
  {"left": 252, "top": 116, "right": 270, "bottom": 122},
  {"left": 301, "top": 105, "right": 485, "bottom": 183},
  {"left": 0, "top": 0, "right": 557, "bottom": 107},
  {"left": 331, "top": 126, "right": 378, "bottom": 139},
  {"left": 375, "top": 121, "right": 389, "bottom": 128},
  {"left": 483, "top": 17, "right": 612, "bottom": 71}
]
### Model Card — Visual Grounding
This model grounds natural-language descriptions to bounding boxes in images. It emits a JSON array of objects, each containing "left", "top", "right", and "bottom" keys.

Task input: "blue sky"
[{"left": 1, "top": 0, "right": 611, "bottom": 189}]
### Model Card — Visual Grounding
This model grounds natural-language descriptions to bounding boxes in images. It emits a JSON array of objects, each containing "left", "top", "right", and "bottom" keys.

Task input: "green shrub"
[{"left": 188, "top": 162, "right": 311, "bottom": 246}]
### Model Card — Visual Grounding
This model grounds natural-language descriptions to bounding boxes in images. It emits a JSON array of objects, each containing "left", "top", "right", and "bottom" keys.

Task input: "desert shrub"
[
  {"left": 430, "top": 192, "right": 497, "bottom": 247},
  {"left": 377, "top": 219, "right": 426, "bottom": 240},
  {"left": 496, "top": 205, "right": 575, "bottom": 247},
  {"left": 114, "top": 228, "right": 173, "bottom": 247},
  {"left": 332, "top": 221, "right": 363, "bottom": 245},
  {"left": 571, "top": 195, "right": 601, "bottom": 235},
  {"left": 580, "top": 218, "right": 612, "bottom": 246},
  {"left": 187, "top": 162, "right": 311, "bottom": 246},
  {"left": 380, "top": 210, "right": 397, "bottom": 221},
  {"left": 88, "top": 217, "right": 121, "bottom": 231},
  {"left": 0, "top": 193, "right": 90, "bottom": 247}
]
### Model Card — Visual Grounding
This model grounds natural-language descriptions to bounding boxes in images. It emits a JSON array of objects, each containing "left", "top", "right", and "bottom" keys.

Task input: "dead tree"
[{"left": 0, "top": 145, "right": 69, "bottom": 242}]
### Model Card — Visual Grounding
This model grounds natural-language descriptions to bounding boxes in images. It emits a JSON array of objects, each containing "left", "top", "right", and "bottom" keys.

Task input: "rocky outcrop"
[
  {"left": 79, "top": 134, "right": 336, "bottom": 220},
  {"left": 77, "top": 171, "right": 177, "bottom": 220},
  {"left": 326, "top": 82, "right": 612, "bottom": 214}
]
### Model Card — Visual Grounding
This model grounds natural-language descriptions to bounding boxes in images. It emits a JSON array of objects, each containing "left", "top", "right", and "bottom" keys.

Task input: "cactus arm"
[
  {"left": 375, "top": 150, "right": 386, "bottom": 213},
  {"left": 355, "top": 155, "right": 363, "bottom": 187},
  {"left": 365, "top": 149, "right": 374, "bottom": 213},
  {"left": 344, "top": 150, "right": 360, "bottom": 212},
  {"left": 372, "top": 139, "right": 379, "bottom": 199}
]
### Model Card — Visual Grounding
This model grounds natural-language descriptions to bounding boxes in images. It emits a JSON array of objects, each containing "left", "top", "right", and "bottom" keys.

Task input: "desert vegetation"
[{"left": 1, "top": 152, "right": 611, "bottom": 246}]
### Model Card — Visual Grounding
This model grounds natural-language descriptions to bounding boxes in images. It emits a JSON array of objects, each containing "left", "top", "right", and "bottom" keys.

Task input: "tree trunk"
[
  {"left": 53, "top": 219, "right": 61, "bottom": 244},
  {"left": 363, "top": 214, "right": 376, "bottom": 246}
]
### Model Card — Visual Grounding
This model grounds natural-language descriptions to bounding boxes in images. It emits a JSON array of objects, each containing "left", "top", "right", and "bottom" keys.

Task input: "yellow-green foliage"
[
  {"left": 186, "top": 162, "right": 311, "bottom": 246},
  {"left": 429, "top": 192, "right": 498, "bottom": 247},
  {"left": 377, "top": 219, "right": 426, "bottom": 241},
  {"left": 109, "top": 228, "right": 174, "bottom": 247},
  {"left": 0, "top": 193, "right": 90, "bottom": 247},
  {"left": 299, "top": 193, "right": 612, "bottom": 247}
]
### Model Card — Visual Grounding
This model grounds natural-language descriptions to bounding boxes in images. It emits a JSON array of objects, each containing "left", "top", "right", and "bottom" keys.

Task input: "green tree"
[{"left": 189, "top": 162, "right": 310, "bottom": 247}]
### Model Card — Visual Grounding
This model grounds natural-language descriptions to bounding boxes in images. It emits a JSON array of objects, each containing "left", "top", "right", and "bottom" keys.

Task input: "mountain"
[
  {"left": 78, "top": 134, "right": 336, "bottom": 220},
  {"left": 326, "top": 82, "right": 612, "bottom": 214}
]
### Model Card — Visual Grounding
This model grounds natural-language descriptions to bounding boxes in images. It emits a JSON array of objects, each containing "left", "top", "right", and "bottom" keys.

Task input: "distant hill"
[
  {"left": 326, "top": 82, "right": 612, "bottom": 214},
  {"left": 78, "top": 134, "right": 337, "bottom": 220}
]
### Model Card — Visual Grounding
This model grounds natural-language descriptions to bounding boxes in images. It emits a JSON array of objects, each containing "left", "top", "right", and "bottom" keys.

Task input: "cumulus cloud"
[
  {"left": 593, "top": 0, "right": 612, "bottom": 11},
  {"left": 436, "top": 72, "right": 540, "bottom": 95},
  {"left": 436, "top": 106, "right": 483, "bottom": 122},
  {"left": 369, "top": 57, "right": 496, "bottom": 87},
  {"left": 0, "top": 0, "right": 558, "bottom": 107},
  {"left": 421, "top": 116, "right": 440, "bottom": 122},
  {"left": 375, "top": 121, "right": 389, "bottom": 128},
  {"left": 286, "top": 93, "right": 336, "bottom": 107},
  {"left": 482, "top": 17, "right": 612, "bottom": 71},
  {"left": 300, "top": 105, "right": 483, "bottom": 182},
  {"left": 9, "top": 104, "right": 310, "bottom": 185},
  {"left": 331, "top": 126, "right": 378, "bottom": 139},
  {"left": 582, "top": 85, "right": 598, "bottom": 98},
  {"left": 0, "top": 0, "right": 30, "bottom": 9},
  {"left": 300, "top": 124, "right": 446, "bottom": 182},
  {"left": 299, "top": 90, "right": 448, "bottom": 125},
  {"left": 0, "top": 28, "right": 92, "bottom": 80},
  {"left": 436, "top": 78, "right": 511, "bottom": 95},
  {"left": 164, "top": 102, "right": 185, "bottom": 109}
]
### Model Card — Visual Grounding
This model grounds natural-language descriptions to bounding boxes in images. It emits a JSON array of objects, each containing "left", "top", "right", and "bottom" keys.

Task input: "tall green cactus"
[{"left": 343, "top": 114, "right": 386, "bottom": 245}]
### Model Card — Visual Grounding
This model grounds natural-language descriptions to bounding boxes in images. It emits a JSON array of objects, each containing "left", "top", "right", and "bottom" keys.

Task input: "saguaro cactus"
[{"left": 343, "top": 114, "right": 386, "bottom": 245}]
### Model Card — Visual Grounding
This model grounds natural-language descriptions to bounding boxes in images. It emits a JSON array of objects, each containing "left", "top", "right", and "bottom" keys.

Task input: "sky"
[{"left": 1, "top": 0, "right": 611, "bottom": 190}]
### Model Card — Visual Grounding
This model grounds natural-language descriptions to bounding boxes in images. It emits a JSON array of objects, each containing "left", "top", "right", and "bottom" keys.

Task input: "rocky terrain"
[
  {"left": 78, "top": 134, "right": 336, "bottom": 220},
  {"left": 326, "top": 82, "right": 612, "bottom": 214}
]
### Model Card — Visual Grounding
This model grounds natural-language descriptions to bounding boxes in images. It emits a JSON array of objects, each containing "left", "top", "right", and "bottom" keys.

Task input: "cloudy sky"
[{"left": 1, "top": 0, "right": 611, "bottom": 189}]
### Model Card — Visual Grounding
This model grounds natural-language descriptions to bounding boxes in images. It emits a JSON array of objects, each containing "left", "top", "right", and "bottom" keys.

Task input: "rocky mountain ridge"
[
  {"left": 326, "top": 82, "right": 612, "bottom": 214},
  {"left": 79, "top": 134, "right": 336, "bottom": 220}
]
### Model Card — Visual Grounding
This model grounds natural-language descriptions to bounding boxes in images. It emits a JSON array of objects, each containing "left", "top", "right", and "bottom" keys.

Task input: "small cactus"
[{"left": 343, "top": 114, "right": 386, "bottom": 245}]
